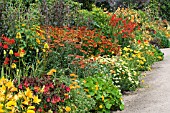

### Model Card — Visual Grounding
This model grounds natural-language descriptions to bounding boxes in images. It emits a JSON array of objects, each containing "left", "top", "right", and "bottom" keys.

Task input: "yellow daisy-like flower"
[
  {"left": 16, "top": 32, "right": 22, "bottom": 39},
  {"left": 65, "top": 106, "right": 71, "bottom": 112}
]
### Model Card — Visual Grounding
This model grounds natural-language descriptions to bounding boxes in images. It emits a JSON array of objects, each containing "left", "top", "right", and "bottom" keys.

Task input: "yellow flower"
[
  {"left": 95, "top": 85, "right": 99, "bottom": 91},
  {"left": 33, "top": 95, "right": 41, "bottom": 104},
  {"left": 40, "top": 86, "right": 45, "bottom": 93},
  {"left": 27, "top": 110, "right": 35, "bottom": 113},
  {"left": 22, "top": 24, "right": 26, "bottom": 27},
  {"left": 22, "top": 97, "right": 30, "bottom": 105},
  {"left": 87, "top": 95, "right": 91, "bottom": 98},
  {"left": 10, "top": 87, "right": 17, "bottom": 92},
  {"left": 101, "top": 95, "right": 104, "bottom": 101},
  {"left": 36, "top": 38, "right": 41, "bottom": 44},
  {"left": 44, "top": 43, "right": 49, "bottom": 49},
  {"left": 99, "top": 105, "right": 103, "bottom": 109},
  {"left": 70, "top": 73, "right": 76, "bottom": 77},
  {"left": 16, "top": 32, "right": 22, "bottom": 39},
  {"left": 6, "top": 101, "right": 16, "bottom": 109},
  {"left": 0, "top": 76, "right": 7, "bottom": 85},
  {"left": 11, "top": 63, "right": 17, "bottom": 69},
  {"left": 83, "top": 80, "right": 86, "bottom": 83},
  {"left": 0, "top": 104, "right": 4, "bottom": 112},
  {"left": 69, "top": 84, "right": 75, "bottom": 89},
  {"left": 123, "top": 47, "right": 129, "bottom": 51},
  {"left": 3, "top": 50, "right": 6, "bottom": 55},
  {"left": 47, "top": 69, "right": 56, "bottom": 75},
  {"left": 84, "top": 89, "right": 89, "bottom": 92},
  {"left": 25, "top": 88, "right": 33, "bottom": 98},
  {"left": 9, "top": 50, "right": 13, "bottom": 55},
  {"left": 6, "top": 81, "right": 13, "bottom": 89},
  {"left": 65, "top": 106, "right": 71, "bottom": 112},
  {"left": 75, "top": 85, "right": 80, "bottom": 88},
  {"left": 27, "top": 106, "right": 35, "bottom": 110}
]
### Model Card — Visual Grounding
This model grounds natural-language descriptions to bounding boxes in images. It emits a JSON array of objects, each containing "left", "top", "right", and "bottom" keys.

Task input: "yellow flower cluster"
[
  {"left": 0, "top": 77, "right": 41, "bottom": 113},
  {"left": 69, "top": 74, "right": 80, "bottom": 89}
]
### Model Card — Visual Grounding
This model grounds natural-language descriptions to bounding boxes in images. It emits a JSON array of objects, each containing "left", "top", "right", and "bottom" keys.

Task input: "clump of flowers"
[
  {"left": 0, "top": 76, "right": 40, "bottom": 113},
  {"left": 95, "top": 55, "right": 140, "bottom": 92},
  {"left": 14, "top": 74, "right": 71, "bottom": 112}
]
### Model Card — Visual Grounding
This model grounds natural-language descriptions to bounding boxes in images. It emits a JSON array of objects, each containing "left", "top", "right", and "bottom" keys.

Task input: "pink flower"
[
  {"left": 18, "top": 84, "right": 23, "bottom": 89},
  {"left": 47, "top": 97, "right": 51, "bottom": 102}
]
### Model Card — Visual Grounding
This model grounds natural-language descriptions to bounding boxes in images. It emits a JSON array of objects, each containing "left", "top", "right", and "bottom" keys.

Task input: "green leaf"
[
  {"left": 120, "top": 104, "right": 124, "bottom": 111},
  {"left": 105, "top": 103, "right": 112, "bottom": 109}
]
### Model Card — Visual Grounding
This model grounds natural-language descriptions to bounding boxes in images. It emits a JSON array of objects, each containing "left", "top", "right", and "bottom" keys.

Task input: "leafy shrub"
[
  {"left": 81, "top": 74, "right": 124, "bottom": 112},
  {"left": 78, "top": 6, "right": 110, "bottom": 29},
  {"left": 151, "top": 31, "right": 170, "bottom": 48},
  {"left": 159, "top": 0, "right": 170, "bottom": 21}
]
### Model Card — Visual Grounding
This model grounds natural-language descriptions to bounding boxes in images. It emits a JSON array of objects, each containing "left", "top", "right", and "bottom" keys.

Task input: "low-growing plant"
[{"left": 81, "top": 74, "right": 124, "bottom": 112}]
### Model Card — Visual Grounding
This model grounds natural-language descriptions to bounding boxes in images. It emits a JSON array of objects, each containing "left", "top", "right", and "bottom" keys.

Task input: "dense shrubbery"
[{"left": 0, "top": 0, "right": 169, "bottom": 112}]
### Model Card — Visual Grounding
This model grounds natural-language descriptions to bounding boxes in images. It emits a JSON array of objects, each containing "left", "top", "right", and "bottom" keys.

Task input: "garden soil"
[{"left": 113, "top": 48, "right": 170, "bottom": 113}]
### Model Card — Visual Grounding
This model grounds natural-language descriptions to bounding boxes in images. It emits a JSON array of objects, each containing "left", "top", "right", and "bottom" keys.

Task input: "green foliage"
[
  {"left": 159, "top": 0, "right": 170, "bottom": 21},
  {"left": 1, "top": 0, "right": 40, "bottom": 37},
  {"left": 78, "top": 6, "right": 110, "bottom": 29},
  {"left": 81, "top": 74, "right": 124, "bottom": 112},
  {"left": 59, "top": 75, "right": 96, "bottom": 113},
  {"left": 152, "top": 31, "right": 170, "bottom": 48},
  {"left": 73, "top": 0, "right": 95, "bottom": 11}
]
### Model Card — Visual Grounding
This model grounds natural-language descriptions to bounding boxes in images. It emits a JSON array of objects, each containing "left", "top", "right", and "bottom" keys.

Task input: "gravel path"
[{"left": 114, "top": 48, "right": 170, "bottom": 113}]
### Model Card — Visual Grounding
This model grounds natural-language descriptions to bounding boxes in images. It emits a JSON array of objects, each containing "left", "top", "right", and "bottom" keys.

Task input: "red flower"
[
  {"left": 44, "top": 104, "right": 47, "bottom": 108},
  {"left": 138, "top": 40, "right": 141, "bottom": 44},
  {"left": 49, "top": 83, "right": 54, "bottom": 88},
  {"left": 4, "top": 57, "right": 10, "bottom": 65},
  {"left": 9, "top": 39, "right": 15, "bottom": 44},
  {"left": 34, "top": 86, "right": 39, "bottom": 92},
  {"left": 44, "top": 86, "right": 49, "bottom": 93},
  {"left": 24, "top": 81, "right": 29, "bottom": 87},
  {"left": 3, "top": 44, "right": 8, "bottom": 49},
  {"left": 65, "top": 86, "right": 70, "bottom": 92},
  {"left": 14, "top": 52, "right": 20, "bottom": 57},
  {"left": 51, "top": 96, "right": 61, "bottom": 104},
  {"left": 0, "top": 42, "right": 2, "bottom": 47},
  {"left": 38, "top": 108, "right": 43, "bottom": 112}
]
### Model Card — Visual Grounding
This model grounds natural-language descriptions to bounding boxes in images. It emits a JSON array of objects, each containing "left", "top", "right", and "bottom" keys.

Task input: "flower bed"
[{"left": 0, "top": 0, "right": 169, "bottom": 112}]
